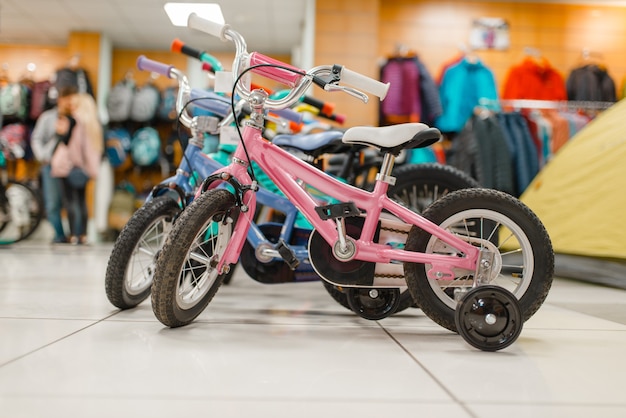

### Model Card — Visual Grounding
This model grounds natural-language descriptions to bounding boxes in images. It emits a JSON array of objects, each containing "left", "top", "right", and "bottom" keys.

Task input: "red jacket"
[{"left": 502, "top": 58, "right": 567, "bottom": 101}]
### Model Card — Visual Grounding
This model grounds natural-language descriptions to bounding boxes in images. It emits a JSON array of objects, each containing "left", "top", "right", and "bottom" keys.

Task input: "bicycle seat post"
[{"left": 376, "top": 153, "right": 397, "bottom": 186}]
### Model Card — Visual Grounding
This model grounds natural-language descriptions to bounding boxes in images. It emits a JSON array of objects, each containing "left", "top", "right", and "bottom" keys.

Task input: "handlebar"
[
  {"left": 172, "top": 39, "right": 337, "bottom": 124},
  {"left": 188, "top": 89, "right": 232, "bottom": 117},
  {"left": 137, "top": 55, "right": 231, "bottom": 130},
  {"left": 171, "top": 38, "right": 224, "bottom": 72},
  {"left": 270, "top": 89, "right": 336, "bottom": 117},
  {"left": 136, "top": 55, "right": 303, "bottom": 127},
  {"left": 136, "top": 55, "right": 174, "bottom": 78},
  {"left": 301, "top": 95, "right": 335, "bottom": 116},
  {"left": 338, "top": 67, "right": 390, "bottom": 100},
  {"left": 170, "top": 41, "right": 305, "bottom": 125},
  {"left": 188, "top": 13, "right": 230, "bottom": 41},
  {"left": 186, "top": 13, "right": 390, "bottom": 112}
]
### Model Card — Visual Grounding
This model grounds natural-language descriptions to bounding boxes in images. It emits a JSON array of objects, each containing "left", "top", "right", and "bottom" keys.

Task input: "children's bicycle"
[
  {"left": 147, "top": 14, "right": 554, "bottom": 351},
  {"left": 105, "top": 57, "right": 479, "bottom": 319},
  {"left": 0, "top": 139, "right": 43, "bottom": 245}
]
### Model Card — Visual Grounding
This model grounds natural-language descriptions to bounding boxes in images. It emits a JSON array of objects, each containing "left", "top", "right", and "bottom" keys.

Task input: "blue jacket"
[{"left": 435, "top": 58, "right": 498, "bottom": 133}]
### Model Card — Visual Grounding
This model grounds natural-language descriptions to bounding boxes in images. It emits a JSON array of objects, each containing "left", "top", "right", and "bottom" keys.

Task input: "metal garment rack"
[
  {"left": 479, "top": 98, "right": 617, "bottom": 111},
  {"left": 500, "top": 99, "right": 616, "bottom": 111}
]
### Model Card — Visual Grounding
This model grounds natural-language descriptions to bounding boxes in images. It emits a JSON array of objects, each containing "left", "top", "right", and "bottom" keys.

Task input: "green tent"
[{"left": 521, "top": 99, "right": 626, "bottom": 259}]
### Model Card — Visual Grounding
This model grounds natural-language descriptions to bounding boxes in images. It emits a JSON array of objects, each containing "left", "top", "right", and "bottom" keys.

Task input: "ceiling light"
[{"left": 164, "top": 3, "right": 224, "bottom": 27}]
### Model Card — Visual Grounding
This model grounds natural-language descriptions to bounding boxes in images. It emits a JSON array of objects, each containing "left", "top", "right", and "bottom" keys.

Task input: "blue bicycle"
[{"left": 104, "top": 58, "right": 479, "bottom": 319}]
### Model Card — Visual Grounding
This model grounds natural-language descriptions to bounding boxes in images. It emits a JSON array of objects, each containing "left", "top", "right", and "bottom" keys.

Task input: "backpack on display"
[
  {"left": 106, "top": 79, "right": 135, "bottom": 122},
  {"left": 54, "top": 68, "right": 79, "bottom": 92},
  {"left": 130, "top": 83, "right": 161, "bottom": 122},
  {"left": 29, "top": 80, "right": 52, "bottom": 120},
  {"left": 0, "top": 123, "right": 28, "bottom": 159},
  {"left": 104, "top": 127, "right": 132, "bottom": 169},
  {"left": 157, "top": 85, "right": 178, "bottom": 121},
  {"left": 0, "top": 83, "right": 28, "bottom": 120},
  {"left": 54, "top": 67, "right": 93, "bottom": 95},
  {"left": 108, "top": 183, "right": 137, "bottom": 231},
  {"left": 130, "top": 126, "right": 161, "bottom": 167}
]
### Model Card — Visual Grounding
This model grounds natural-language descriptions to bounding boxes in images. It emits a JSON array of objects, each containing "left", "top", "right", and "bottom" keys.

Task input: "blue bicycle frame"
[{"left": 142, "top": 87, "right": 324, "bottom": 281}]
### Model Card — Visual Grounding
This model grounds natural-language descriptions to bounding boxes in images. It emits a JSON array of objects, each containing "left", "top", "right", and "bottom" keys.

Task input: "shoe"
[
  {"left": 69, "top": 236, "right": 79, "bottom": 245},
  {"left": 51, "top": 237, "right": 69, "bottom": 245}
]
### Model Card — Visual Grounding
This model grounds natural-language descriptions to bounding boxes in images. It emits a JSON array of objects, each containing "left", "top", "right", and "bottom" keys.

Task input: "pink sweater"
[{"left": 50, "top": 122, "right": 100, "bottom": 179}]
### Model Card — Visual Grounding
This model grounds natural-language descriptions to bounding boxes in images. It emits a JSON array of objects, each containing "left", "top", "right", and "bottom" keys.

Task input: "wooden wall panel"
[
  {"left": 111, "top": 50, "right": 189, "bottom": 89},
  {"left": 3, "top": 1, "right": 626, "bottom": 127},
  {"left": 0, "top": 44, "right": 67, "bottom": 82},
  {"left": 67, "top": 32, "right": 101, "bottom": 97},
  {"left": 314, "top": 0, "right": 381, "bottom": 128},
  {"left": 111, "top": 50, "right": 291, "bottom": 92},
  {"left": 378, "top": 0, "right": 626, "bottom": 105}
]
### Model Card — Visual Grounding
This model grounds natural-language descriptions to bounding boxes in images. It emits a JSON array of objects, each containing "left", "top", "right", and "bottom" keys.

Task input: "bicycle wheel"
[
  {"left": 389, "top": 163, "right": 481, "bottom": 311},
  {"left": 105, "top": 196, "right": 181, "bottom": 309},
  {"left": 151, "top": 189, "right": 237, "bottom": 327},
  {"left": 404, "top": 188, "right": 554, "bottom": 333},
  {"left": 323, "top": 163, "right": 480, "bottom": 316},
  {"left": 322, "top": 281, "right": 410, "bottom": 319},
  {"left": 0, "top": 180, "right": 43, "bottom": 245},
  {"left": 388, "top": 163, "right": 480, "bottom": 213}
]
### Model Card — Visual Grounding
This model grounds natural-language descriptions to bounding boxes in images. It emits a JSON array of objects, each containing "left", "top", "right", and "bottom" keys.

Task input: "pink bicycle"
[{"left": 148, "top": 14, "right": 554, "bottom": 351}]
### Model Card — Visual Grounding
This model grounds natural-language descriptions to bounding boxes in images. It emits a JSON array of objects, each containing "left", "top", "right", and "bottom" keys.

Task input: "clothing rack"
[{"left": 479, "top": 98, "right": 616, "bottom": 111}]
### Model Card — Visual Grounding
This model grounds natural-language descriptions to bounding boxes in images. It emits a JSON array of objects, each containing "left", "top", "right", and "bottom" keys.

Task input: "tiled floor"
[{"left": 1, "top": 242, "right": 626, "bottom": 417}]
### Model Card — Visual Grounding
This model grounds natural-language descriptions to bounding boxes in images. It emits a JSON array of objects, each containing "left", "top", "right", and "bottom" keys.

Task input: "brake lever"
[
  {"left": 323, "top": 83, "right": 369, "bottom": 104},
  {"left": 264, "top": 113, "right": 290, "bottom": 130}
]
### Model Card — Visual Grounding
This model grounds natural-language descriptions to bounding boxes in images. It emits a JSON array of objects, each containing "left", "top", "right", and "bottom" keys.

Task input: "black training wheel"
[
  {"left": 455, "top": 285, "right": 523, "bottom": 352},
  {"left": 346, "top": 287, "right": 401, "bottom": 320}
]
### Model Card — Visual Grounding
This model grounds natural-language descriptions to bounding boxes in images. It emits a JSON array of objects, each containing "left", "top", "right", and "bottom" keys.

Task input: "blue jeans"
[
  {"left": 40, "top": 164, "right": 66, "bottom": 241},
  {"left": 61, "top": 178, "right": 88, "bottom": 238}
]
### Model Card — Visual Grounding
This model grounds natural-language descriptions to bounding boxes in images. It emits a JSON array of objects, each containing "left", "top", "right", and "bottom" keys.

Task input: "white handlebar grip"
[
  {"left": 187, "top": 13, "right": 230, "bottom": 41},
  {"left": 341, "top": 67, "right": 390, "bottom": 100}
]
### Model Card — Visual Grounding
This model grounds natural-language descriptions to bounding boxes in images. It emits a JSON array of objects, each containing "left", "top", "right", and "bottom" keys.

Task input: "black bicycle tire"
[
  {"left": 105, "top": 196, "right": 182, "bottom": 309},
  {"left": 404, "top": 188, "right": 554, "bottom": 333},
  {"left": 151, "top": 189, "right": 236, "bottom": 327},
  {"left": 0, "top": 179, "right": 44, "bottom": 244}
]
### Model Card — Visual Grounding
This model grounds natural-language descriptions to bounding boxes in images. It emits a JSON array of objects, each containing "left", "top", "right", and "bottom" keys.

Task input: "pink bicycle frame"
[
  {"left": 195, "top": 33, "right": 480, "bottom": 281},
  {"left": 207, "top": 122, "right": 480, "bottom": 281}
]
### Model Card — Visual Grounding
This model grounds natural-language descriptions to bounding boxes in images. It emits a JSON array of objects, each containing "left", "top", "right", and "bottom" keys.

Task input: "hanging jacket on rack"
[
  {"left": 498, "top": 112, "right": 539, "bottom": 195},
  {"left": 379, "top": 56, "right": 420, "bottom": 124},
  {"left": 447, "top": 113, "right": 514, "bottom": 194},
  {"left": 434, "top": 58, "right": 498, "bottom": 134},
  {"left": 502, "top": 57, "right": 566, "bottom": 101},
  {"left": 566, "top": 64, "right": 616, "bottom": 102},
  {"left": 379, "top": 55, "right": 441, "bottom": 126},
  {"left": 435, "top": 53, "right": 463, "bottom": 85},
  {"left": 541, "top": 109, "right": 571, "bottom": 154},
  {"left": 414, "top": 58, "right": 442, "bottom": 126},
  {"left": 520, "top": 110, "right": 546, "bottom": 167}
]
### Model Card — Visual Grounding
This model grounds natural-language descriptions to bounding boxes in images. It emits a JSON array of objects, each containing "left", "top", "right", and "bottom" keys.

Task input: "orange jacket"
[{"left": 502, "top": 58, "right": 566, "bottom": 101}]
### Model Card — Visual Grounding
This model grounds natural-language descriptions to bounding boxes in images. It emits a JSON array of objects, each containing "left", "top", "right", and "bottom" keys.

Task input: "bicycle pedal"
[
  {"left": 276, "top": 239, "right": 300, "bottom": 270},
  {"left": 315, "top": 201, "right": 360, "bottom": 221}
]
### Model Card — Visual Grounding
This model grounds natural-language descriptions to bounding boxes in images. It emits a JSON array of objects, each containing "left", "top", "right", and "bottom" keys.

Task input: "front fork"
[{"left": 200, "top": 171, "right": 258, "bottom": 275}]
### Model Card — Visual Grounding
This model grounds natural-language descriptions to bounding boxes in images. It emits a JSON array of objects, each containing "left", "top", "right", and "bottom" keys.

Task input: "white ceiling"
[
  {"left": 2, "top": 0, "right": 626, "bottom": 56},
  {"left": 0, "top": 0, "right": 308, "bottom": 54}
]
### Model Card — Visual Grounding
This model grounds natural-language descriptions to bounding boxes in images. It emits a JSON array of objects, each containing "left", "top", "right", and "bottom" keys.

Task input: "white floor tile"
[
  {"left": 0, "top": 397, "right": 473, "bottom": 418},
  {"left": 0, "top": 318, "right": 97, "bottom": 365},
  {"left": 470, "top": 404, "right": 626, "bottom": 418},
  {"left": 1, "top": 242, "right": 626, "bottom": 417}
]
